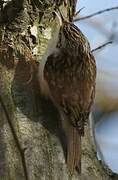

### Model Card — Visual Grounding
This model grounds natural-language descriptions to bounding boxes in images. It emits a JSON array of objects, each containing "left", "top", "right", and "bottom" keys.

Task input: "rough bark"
[{"left": 0, "top": 0, "right": 117, "bottom": 180}]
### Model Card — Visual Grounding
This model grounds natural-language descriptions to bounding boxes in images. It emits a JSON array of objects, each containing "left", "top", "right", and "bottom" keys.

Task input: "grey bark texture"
[{"left": 0, "top": 0, "right": 117, "bottom": 180}]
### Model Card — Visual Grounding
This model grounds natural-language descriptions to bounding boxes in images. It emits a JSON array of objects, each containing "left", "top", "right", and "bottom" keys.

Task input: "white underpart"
[
  {"left": 38, "top": 27, "right": 60, "bottom": 98},
  {"left": 53, "top": 11, "right": 62, "bottom": 26}
]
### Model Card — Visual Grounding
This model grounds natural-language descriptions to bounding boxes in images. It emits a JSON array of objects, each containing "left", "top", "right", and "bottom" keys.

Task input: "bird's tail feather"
[{"left": 67, "top": 125, "right": 81, "bottom": 175}]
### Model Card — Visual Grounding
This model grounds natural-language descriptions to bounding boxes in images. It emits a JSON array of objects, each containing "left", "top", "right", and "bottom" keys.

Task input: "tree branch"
[
  {"left": 74, "top": 6, "right": 118, "bottom": 22},
  {"left": 91, "top": 41, "right": 112, "bottom": 53}
]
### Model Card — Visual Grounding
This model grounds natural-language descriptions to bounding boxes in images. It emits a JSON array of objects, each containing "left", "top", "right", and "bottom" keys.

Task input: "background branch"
[
  {"left": 91, "top": 41, "right": 113, "bottom": 53},
  {"left": 74, "top": 6, "right": 118, "bottom": 22}
]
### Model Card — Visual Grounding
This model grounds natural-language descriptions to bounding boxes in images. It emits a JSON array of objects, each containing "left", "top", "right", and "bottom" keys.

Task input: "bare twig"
[
  {"left": 0, "top": 95, "right": 29, "bottom": 180},
  {"left": 74, "top": 6, "right": 118, "bottom": 22},
  {"left": 91, "top": 41, "right": 112, "bottom": 53},
  {"left": 74, "top": 7, "right": 85, "bottom": 17}
]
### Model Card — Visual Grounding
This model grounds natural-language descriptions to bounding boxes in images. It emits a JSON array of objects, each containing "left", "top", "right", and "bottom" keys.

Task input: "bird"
[{"left": 38, "top": 10, "right": 96, "bottom": 175}]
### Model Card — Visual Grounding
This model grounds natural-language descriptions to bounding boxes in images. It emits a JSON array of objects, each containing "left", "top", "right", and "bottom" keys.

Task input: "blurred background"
[{"left": 75, "top": 0, "right": 118, "bottom": 173}]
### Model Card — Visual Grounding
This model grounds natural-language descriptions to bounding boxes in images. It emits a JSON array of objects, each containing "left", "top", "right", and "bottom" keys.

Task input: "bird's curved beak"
[{"left": 53, "top": 10, "right": 63, "bottom": 27}]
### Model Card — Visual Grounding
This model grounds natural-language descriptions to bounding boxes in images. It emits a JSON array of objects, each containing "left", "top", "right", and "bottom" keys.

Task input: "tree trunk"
[{"left": 0, "top": 0, "right": 116, "bottom": 179}]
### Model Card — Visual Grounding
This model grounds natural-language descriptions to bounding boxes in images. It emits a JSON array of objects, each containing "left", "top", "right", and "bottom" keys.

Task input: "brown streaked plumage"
[{"left": 39, "top": 11, "right": 96, "bottom": 175}]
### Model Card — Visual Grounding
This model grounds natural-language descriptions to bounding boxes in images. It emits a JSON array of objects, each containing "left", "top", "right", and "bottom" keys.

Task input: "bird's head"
[{"left": 54, "top": 9, "right": 90, "bottom": 54}]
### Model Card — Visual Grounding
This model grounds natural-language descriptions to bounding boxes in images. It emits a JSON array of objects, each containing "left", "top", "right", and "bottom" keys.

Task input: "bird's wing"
[{"left": 44, "top": 51, "right": 96, "bottom": 134}]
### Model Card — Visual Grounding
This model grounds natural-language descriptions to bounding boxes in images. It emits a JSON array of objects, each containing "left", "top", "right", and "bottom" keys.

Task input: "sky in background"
[
  {"left": 76, "top": 0, "right": 118, "bottom": 72},
  {"left": 75, "top": 0, "right": 118, "bottom": 173}
]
